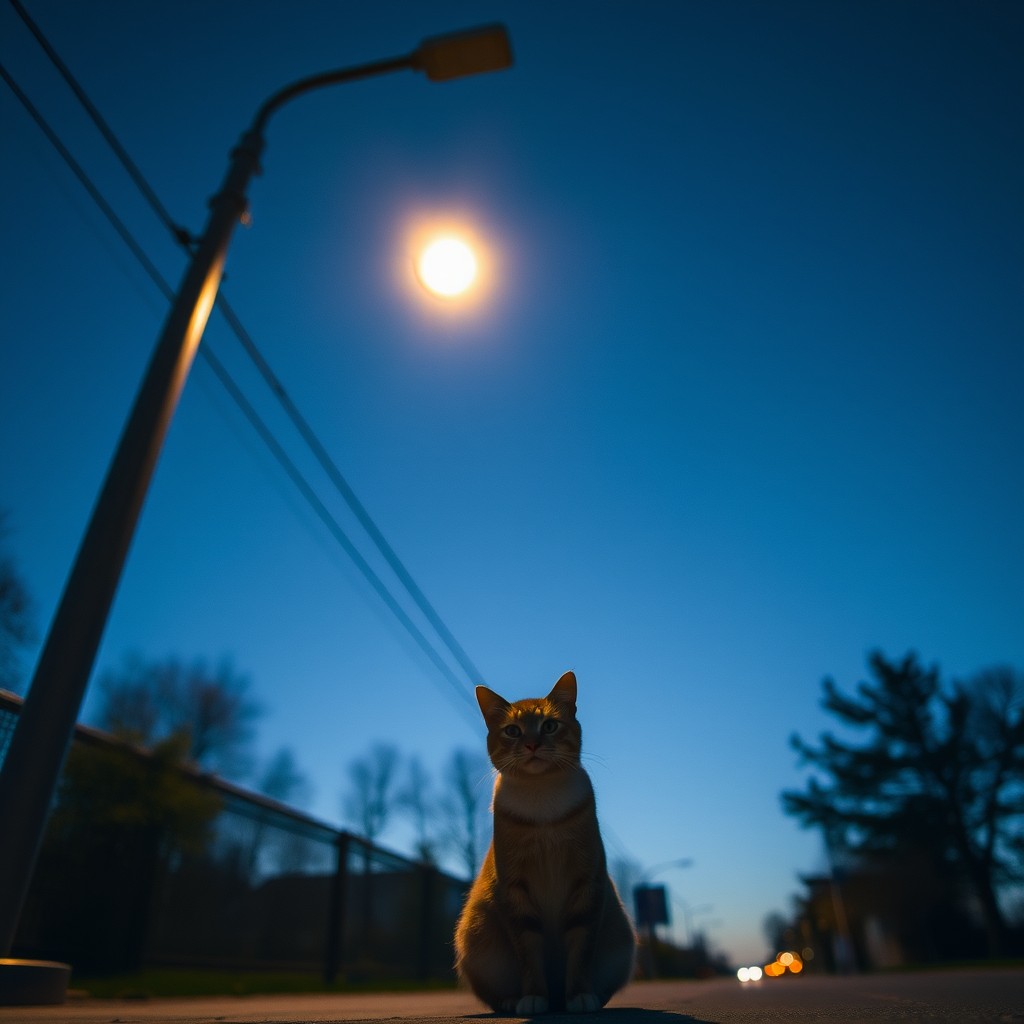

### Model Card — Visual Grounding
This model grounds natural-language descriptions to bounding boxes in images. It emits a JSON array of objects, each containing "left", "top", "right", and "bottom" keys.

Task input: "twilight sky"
[{"left": 1, "top": 0, "right": 1021, "bottom": 967}]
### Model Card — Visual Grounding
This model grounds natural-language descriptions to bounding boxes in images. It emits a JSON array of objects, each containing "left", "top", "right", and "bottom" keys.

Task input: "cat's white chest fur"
[{"left": 493, "top": 765, "right": 593, "bottom": 823}]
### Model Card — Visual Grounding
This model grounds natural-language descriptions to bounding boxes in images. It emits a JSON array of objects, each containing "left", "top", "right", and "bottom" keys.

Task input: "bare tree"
[
  {"left": 397, "top": 755, "right": 438, "bottom": 864},
  {"left": 0, "top": 511, "right": 35, "bottom": 693},
  {"left": 97, "top": 653, "right": 261, "bottom": 779},
  {"left": 343, "top": 743, "right": 400, "bottom": 954},
  {"left": 258, "top": 747, "right": 312, "bottom": 808},
  {"left": 248, "top": 747, "right": 314, "bottom": 877},
  {"left": 344, "top": 743, "right": 400, "bottom": 845},
  {"left": 440, "top": 747, "right": 492, "bottom": 878},
  {"left": 99, "top": 653, "right": 166, "bottom": 744}
]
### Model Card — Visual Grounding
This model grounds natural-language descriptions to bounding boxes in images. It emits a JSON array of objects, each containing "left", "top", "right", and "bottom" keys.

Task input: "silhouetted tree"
[
  {"left": 440, "top": 747, "right": 491, "bottom": 878},
  {"left": 28, "top": 731, "right": 219, "bottom": 970},
  {"left": 258, "top": 747, "right": 312, "bottom": 807},
  {"left": 239, "top": 747, "right": 315, "bottom": 879},
  {"left": 763, "top": 910, "right": 792, "bottom": 955},
  {"left": 343, "top": 743, "right": 401, "bottom": 956},
  {"left": 96, "top": 653, "right": 261, "bottom": 779},
  {"left": 343, "top": 743, "right": 400, "bottom": 844},
  {"left": 0, "top": 511, "right": 35, "bottom": 693},
  {"left": 397, "top": 756, "right": 438, "bottom": 864},
  {"left": 783, "top": 652, "right": 1024, "bottom": 958}
]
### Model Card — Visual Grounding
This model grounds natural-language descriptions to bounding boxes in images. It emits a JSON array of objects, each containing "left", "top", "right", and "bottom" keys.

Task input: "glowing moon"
[{"left": 416, "top": 237, "right": 478, "bottom": 298}]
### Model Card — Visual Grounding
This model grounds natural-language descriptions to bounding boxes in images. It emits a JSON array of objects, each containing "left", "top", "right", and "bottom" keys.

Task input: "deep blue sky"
[{"left": 1, "top": 1, "right": 1021, "bottom": 965}]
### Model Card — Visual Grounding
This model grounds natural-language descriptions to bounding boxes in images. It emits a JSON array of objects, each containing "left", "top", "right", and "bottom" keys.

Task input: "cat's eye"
[
  {"left": 541, "top": 720, "right": 561, "bottom": 734},
  {"left": 503, "top": 724, "right": 522, "bottom": 738}
]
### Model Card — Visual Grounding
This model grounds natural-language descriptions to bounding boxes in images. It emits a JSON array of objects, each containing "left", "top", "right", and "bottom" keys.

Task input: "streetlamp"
[
  {"left": 676, "top": 900, "right": 714, "bottom": 947},
  {"left": 639, "top": 858, "right": 694, "bottom": 882},
  {"left": 0, "top": 24, "right": 512, "bottom": 1004},
  {"left": 633, "top": 858, "right": 693, "bottom": 978}
]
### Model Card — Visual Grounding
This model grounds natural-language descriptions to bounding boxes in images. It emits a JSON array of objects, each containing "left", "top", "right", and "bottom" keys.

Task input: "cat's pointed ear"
[
  {"left": 547, "top": 670, "right": 577, "bottom": 711},
  {"left": 475, "top": 685, "right": 511, "bottom": 725}
]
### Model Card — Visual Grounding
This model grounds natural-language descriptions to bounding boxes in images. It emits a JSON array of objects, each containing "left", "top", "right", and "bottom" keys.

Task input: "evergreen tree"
[{"left": 783, "top": 652, "right": 1024, "bottom": 957}]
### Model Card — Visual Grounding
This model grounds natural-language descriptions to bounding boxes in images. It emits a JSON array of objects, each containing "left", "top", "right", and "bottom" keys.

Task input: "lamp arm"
[{"left": 253, "top": 53, "right": 415, "bottom": 133}]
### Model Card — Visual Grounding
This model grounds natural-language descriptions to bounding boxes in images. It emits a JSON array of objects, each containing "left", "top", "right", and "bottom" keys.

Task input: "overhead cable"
[
  {"left": 7, "top": 0, "right": 189, "bottom": 247},
  {"left": 8, "top": 0, "right": 489, "bottom": 691},
  {"left": 0, "top": 59, "right": 479, "bottom": 724}
]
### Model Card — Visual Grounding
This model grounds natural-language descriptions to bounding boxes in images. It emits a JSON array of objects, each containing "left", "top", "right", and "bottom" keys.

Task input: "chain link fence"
[{"left": 1, "top": 690, "right": 468, "bottom": 982}]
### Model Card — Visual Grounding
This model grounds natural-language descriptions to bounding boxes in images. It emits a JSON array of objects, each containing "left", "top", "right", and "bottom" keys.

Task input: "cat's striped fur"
[{"left": 454, "top": 672, "right": 636, "bottom": 1014}]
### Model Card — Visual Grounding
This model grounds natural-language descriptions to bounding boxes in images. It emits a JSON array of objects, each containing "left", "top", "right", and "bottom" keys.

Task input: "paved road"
[{"left": 1, "top": 969, "right": 1021, "bottom": 1024}]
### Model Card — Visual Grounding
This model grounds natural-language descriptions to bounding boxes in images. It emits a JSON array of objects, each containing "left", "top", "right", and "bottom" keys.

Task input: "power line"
[
  {"left": 213, "top": 298, "right": 489, "bottom": 688},
  {"left": 0, "top": 59, "right": 479, "bottom": 724},
  {"left": 7, "top": 0, "right": 489, "bottom": 692},
  {"left": 0, "top": 63, "right": 170, "bottom": 304},
  {"left": 198, "top": 344, "right": 482, "bottom": 728},
  {"left": 6, "top": 0, "right": 190, "bottom": 248}
]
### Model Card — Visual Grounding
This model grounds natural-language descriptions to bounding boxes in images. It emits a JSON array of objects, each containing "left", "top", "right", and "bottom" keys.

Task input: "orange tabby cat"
[{"left": 454, "top": 671, "right": 636, "bottom": 1014}]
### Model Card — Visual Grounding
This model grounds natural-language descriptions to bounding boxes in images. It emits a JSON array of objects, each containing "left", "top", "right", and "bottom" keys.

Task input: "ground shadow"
[{"left": 463, "top": 1010, "right": 718, "bottom": 1024}]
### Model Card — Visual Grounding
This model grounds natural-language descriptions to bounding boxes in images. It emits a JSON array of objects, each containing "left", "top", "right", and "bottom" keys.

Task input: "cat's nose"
[{"left": 524, "top": 742, "right": 539, "bottom": 752}]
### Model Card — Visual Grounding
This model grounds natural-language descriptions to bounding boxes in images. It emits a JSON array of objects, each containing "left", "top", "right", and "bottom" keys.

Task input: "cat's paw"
[
  {"left": 567, "top": 992, "right": 602, "bottom": 1013},
  {"left": 515, "top": 994, "right": 549, "bottom": 1014}
]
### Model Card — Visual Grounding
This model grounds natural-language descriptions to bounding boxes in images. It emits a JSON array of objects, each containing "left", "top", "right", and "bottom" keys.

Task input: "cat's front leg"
[
  {"left": 514, "top": 993, "right": 550, "bottom": 1015},
  {"left": 565, "top": 909, "right": 602, "bottom": 1011},
  {"left": 566, "top": 992, "right": 602, "bottom": 1013},
  {"left": 499, "top": 876, "right": 551, "bottom": 1012},
  {"left": 564, "top": 922, "right": 601, "bottom": 1013},
  {"left": 509, "top": 919, "right": 549, "bottom": 1014}
]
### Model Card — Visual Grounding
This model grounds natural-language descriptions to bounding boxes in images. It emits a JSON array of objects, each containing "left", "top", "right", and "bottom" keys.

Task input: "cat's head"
[{"left": 475, "top": 671, "right": 581, "bottom": 776}]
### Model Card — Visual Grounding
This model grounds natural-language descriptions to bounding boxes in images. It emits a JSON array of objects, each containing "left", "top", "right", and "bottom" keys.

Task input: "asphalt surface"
[{"left": 1, "top": 969, "right": 1021, "bottom": 1024}]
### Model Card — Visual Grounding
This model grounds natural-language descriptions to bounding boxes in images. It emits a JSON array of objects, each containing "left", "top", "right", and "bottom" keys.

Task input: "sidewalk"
[{"left": 1, "top": 968, "right": 1021, "bottom": 1024}]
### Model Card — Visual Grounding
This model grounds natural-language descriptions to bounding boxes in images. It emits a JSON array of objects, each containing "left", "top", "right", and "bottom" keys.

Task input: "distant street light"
[
  {"left": 676, "top": 899, "right": 714, "bottom": 947},
  {"left": 634, "top": 857, "right": 693, "bottom": 979},
  {"left": 639, "top": 858, "right": 694, "bottom": 882},
  {"left": 0, "top": 25, "right": 512, "bottom": 1004}
]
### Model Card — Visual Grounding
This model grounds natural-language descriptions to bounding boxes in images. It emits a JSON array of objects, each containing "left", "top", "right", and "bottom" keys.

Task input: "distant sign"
[{"left": 633, "top": 884, "right": 669, "bottom": 927}]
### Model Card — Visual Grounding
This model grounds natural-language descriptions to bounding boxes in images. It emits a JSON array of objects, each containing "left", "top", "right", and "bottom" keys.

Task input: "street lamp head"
[
  {"left": 413, "top": 24, "right": 513, "bottom": 82},
  {"left": 253, "top": 24, "right": 513, "bottom": 131}
]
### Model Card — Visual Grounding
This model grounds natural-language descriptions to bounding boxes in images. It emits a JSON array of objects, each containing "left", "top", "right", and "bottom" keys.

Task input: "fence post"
[
  {"left": 417, "top": 863, "right": 436, "bottom": 981},
  {"left": 324, "top": 832, "right": 349, "bottom": 985}
]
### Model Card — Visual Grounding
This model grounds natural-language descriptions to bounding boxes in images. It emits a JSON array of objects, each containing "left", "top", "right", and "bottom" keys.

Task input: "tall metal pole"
[
  {"left": 0, "top": 124, "right": 265, "bottom": 955},
  {"left": 0, "top": 25, "right": 511, "bottom": 995}
]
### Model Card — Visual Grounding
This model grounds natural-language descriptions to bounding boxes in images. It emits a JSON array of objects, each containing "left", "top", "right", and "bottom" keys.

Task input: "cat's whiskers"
[{"left": 492, "top": 754, "right": 519, "bottom": 775}]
